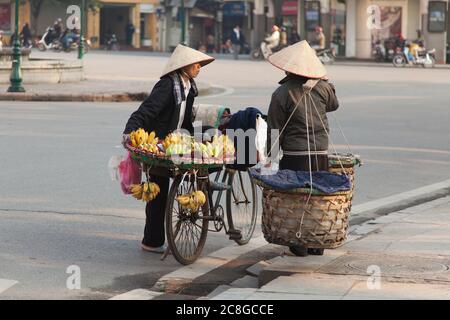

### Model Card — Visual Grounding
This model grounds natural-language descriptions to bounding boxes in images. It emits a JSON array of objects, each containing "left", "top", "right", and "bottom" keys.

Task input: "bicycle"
[{"left": 162, "top": 165, "right": 258, "bottom": 265}]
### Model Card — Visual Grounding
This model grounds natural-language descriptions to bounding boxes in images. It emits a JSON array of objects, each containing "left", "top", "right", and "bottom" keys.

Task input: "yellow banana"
[
  {"left": 147, "top": 131, "right": 156, "bottom": 144},
  {"left": 176, "top": 195, "right": 191, "bottom": 206}
]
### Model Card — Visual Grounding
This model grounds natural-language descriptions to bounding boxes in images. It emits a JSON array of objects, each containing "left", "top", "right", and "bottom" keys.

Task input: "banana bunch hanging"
[
  {"left": 130, "top": 182, "right": 160, "bottom": 202},
  {"left": 176, "top": 191, "right": 207, "bottom": 212}
]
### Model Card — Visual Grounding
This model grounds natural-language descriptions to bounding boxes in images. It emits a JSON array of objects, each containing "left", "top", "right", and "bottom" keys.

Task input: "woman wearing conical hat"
[
  {"left": 122, "top": 44, "right": 214, "bottom": 253},
  {"left": 266, "top": 40, "right": 339, "bottom": 255}
]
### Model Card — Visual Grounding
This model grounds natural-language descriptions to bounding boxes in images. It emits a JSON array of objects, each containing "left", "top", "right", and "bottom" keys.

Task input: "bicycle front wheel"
[
  {"left": 226, "top": 169, "right": 257, "bottom": 245},
  {"left": 166, "top": 173, "right": 209, "bottom": 265}
]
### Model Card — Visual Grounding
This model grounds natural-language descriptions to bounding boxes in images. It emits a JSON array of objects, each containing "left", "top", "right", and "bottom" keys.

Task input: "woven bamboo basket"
[
  {"left": 261, "top": 188, "right": 352, "bottom": 249},
  {"left": 259, "top": 154, "right": 360, "bottom": 249}
]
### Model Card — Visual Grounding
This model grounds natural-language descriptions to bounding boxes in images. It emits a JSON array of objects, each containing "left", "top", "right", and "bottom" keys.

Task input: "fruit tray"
[{"left": 125, "top": 143, "right": 235, "bottom": 170}]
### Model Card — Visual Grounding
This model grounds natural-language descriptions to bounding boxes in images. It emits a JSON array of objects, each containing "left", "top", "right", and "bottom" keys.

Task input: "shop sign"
[
  {"left": 305, "top": 0, "right": 321, "bottom": 31},
  {"left": 428, "top": 1, "right": 447, "bottom": 33},
  {"left": 282, "top": 1, "right": 298, "bottom": 16},
  {"left": 0, "top": 3, "right": 11, "bottom": 31},
  {"left": 141, "top": 4, "right": 155, "bottom": 13},
  {"left": 223, "top": 1, "right": 246, "bottom": 17}
]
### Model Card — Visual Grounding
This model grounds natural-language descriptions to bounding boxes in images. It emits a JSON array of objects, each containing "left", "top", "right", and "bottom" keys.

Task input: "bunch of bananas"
[
  {"left": 129, "top": 129, "right": 164, "bottom": 155},
  {"left": 130, "top": 128, "right": 149, "bottom": 148},
  {"left": 201, "top": 135, "right": 235, "bottom": 159},
  {"left": 214, "top": 135, "right": 235, "bottom": 157},
  {"left": 165, "top": 143, "right": 192, "bottom": 156},
  {"left": 130, "top": 182, "right": 160, "bottom": 202},
  {"left": 176, "top": 190, "right": 207, "bottom": 212},
  {"left": 163, "top": 133, "right": 193, "bottom": 151}
]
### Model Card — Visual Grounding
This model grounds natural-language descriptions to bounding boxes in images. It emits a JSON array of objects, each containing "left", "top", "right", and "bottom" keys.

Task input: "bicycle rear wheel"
[
  {"left": 166, "top": 173, "right": 209, "bottom": 265},
  {"left": 226, "top": 169, "right": 257, "bottom": 245}
]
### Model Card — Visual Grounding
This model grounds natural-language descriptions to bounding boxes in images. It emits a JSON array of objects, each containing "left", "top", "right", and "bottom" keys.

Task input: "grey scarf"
[{"left": 168, "top": 72, "right": 198, "bottom": 106}]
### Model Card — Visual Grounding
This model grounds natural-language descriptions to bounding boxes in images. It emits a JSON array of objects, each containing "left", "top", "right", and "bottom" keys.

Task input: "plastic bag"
[
  {"left": 108, "top": 155, "right": 124, "bottom": 181},
  {"left": 255, "top": 114, "right": 267, "bottom": 164},
  {"left": 118, "top": 152, "right": 142, "bottom": 194}
]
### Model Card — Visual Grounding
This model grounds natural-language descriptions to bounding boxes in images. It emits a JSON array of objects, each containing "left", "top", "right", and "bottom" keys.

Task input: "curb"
[
  {"left": 349, "top": 179, "right": 450, "bottom": 226},
  {"left": 0, "top": 86, "right": 218, "bottom": 102}
]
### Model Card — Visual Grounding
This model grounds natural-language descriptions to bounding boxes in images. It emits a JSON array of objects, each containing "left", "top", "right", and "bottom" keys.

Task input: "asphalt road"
[{"left": 1, "top": 52, "right": 450, "bottom": 299}]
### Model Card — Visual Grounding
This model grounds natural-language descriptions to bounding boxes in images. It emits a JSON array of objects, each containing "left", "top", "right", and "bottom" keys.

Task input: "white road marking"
[{"left": 0, "top": 279, "right": 18, "bottom": 294}]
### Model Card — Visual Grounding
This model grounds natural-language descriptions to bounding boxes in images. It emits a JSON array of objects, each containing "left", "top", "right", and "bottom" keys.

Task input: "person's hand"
[
  {"left": 264, "top": 161, "right": 272, "bottom": 168},
  {"left": 122, "top": 134, "right": 130, "bottom": 148}
]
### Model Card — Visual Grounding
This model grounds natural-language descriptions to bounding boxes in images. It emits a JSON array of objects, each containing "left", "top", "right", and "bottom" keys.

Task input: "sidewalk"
[
  {"left": 0, "top": 77, "right": 214, "bottom": 102},
  {"left": 204, "top": 196, "right": 450, "bottom": 300}
]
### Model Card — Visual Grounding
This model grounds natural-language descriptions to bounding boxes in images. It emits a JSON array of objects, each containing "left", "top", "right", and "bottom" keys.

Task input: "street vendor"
[
  {"left": 122, "top": 44, "right": 215, "bottom": 254},
  {"left": 266, "top": 40, "right": 339, "bottom": 255}
]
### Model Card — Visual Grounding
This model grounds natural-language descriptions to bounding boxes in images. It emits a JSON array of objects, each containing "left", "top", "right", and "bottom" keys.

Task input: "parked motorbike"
[
  {"left": 373, "top": 40, "right": 386, "bottom": 62},
  {"left": 316, "top": 48, "right": 335, "bottom": 65},
  {"left": 37, "top": 27, "right": 62, "bottom": 52},
  {"left": 393, "top": 46, "right": 436, "bottom": 68}
]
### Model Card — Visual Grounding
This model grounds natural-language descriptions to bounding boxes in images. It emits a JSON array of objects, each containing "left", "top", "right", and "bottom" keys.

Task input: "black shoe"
[
  {"left": 228, "top": 228, "right": 242, "bottom": 240},
  {"left": 209, "top": 181, "right": 230, "bottom": 191},
  {"left": 307, "top": 248, "right": 324, "bottom": 255},
  {"left": 289, "top": 245, "right": 309, "bottom": 257}
]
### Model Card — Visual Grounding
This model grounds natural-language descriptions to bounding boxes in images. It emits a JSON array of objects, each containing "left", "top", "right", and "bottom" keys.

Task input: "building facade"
[{"left": 1, "top": 0, "right": 448, "bottom": 62}]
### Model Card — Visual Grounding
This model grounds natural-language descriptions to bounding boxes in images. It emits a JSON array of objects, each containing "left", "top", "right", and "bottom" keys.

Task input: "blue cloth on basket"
[
  {"left": 249, "top": 168, "right": 351, "bottom": 194},
  {"left": 226, "top": 107, "right": 263, "bottom": 170},
  {"left": 227, "top": 107, "right": 262, "bottom": 132}
]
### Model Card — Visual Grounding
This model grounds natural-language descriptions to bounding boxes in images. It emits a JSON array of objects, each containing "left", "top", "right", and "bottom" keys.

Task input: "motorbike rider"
[
  {"left": 264, "top": 25, "right": 281, "bottom": 55},
  {"left": 53, "top": 18, "right": 64, "bottom": 40},
  {"left": 312, "top": 26, "right": 326, "bottom": 51},
  {"left": 62, "top": 27, "right": 80, "bottom": 51}
]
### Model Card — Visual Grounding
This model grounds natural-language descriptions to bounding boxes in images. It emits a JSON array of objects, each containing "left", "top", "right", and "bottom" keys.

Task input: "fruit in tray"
[
  {"left": 165, "top": 143, "right": 192, "bottom": 156},
  {"left": 130, "top": 182, "right": 160, "bottom": 202},
  {"left": 176, "top": 190, "right": 207, "bottom": 212},
  {"left": 128, "top": 129, "right": 235, "bottom": 162},
  {"left": 162, "top": 132, "right": 193, "bottom": 150},
  {"left": 129, "top": 129, "right": 164, "bottom": 155}
]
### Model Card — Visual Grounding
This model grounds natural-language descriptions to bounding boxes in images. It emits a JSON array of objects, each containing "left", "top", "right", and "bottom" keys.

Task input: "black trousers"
[
  {"left": 279, "top": 154, "right": 329, "bottom": 172},
  {"left": 143, "top": 175, "right": 170, "bottom": 247}
]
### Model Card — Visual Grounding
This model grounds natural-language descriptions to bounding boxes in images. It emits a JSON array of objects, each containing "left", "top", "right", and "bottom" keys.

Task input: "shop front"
[
  {"left": 281, "top": 0, "right": 299, "bottom": 44},
  {"left": 222, "top": 1, "right": 250, "bottom": 51}
]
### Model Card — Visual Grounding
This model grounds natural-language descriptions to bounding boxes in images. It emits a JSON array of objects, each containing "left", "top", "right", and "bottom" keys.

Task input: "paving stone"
[
  {"left": 230, "top": 275, "right": 259, "bottom": 288},
  {"left": 259, "top": 274, "right": 358, "bottom": 297},
  {"left": 210, "top": 288, "right": 258, "bottom": 300},
  {"left": 246, "top": 292, "right": 341, "bottom": 300},
  {"left": 206, "top": 285, "right": 232, "bottom": 299},
  {"left": 258, "top": 250, "right": 348, "bottom": 286},
  {"left": 246, "top": 261, "right": 272, "bottom": 277},
  {"left": 343, "top": 281, "right": 450, "bottom": 300},
  {"left": 109, "top": 289, "right": 163, "bottom": 300}
]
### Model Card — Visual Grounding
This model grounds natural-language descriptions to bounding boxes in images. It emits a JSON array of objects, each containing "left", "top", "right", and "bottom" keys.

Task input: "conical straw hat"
[
  {"left": 268, "top": 40, "right": 327, "bottom": 79},
  {"left": 161, "top": 44, "right": 215, "bottom": 78}
]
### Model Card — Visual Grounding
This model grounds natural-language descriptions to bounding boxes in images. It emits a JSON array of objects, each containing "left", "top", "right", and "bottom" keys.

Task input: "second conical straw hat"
[
  {"left": 160, "top": 44, "right": 215, "bottom": 78},
  {"left": 268, "top": 40, "right": 327, "bottom": 79}
]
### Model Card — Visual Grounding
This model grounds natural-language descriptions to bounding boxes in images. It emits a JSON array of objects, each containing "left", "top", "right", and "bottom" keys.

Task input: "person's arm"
[
  {"left": 323, "top": 81, "right": 339, "bottom": 112},
  {"left": 266, "top": 91, "right": 287, "bottom": 158},
  {"left": 123, "top": 77, "right": 172, "bottom": 134}
]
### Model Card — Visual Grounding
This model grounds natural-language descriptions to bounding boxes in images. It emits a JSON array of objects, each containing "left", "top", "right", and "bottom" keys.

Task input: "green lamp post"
[
  {"left": 8, "top": 0, "right": 25, "bottom": 92},
  {"left": 78, "top": 0, "right": 86, "bottom": 59},
  {"left": 180, "top": 0, "right": 186, "bottom": 45}
]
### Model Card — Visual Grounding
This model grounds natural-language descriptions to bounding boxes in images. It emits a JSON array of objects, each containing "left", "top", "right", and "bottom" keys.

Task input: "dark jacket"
[
  {"left": 123, "top": 75, "right": 195, "bottom": 137},
  {"left": 267, "top": 74, "right": 339, "bottom": 156},
  {"left": 230, "top": 29, "right": 244, "bottom": 45}
]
